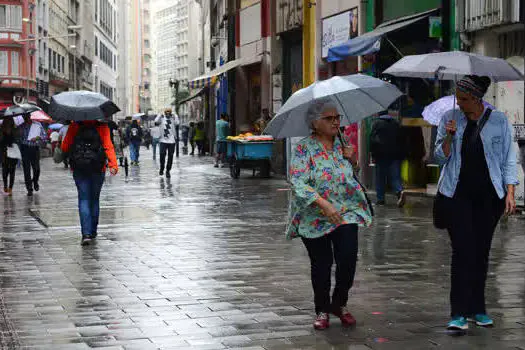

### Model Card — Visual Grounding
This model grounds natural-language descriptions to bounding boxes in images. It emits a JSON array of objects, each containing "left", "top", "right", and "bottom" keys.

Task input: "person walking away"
[
  {"left": 434, "top": 75, "right": 518, "bottom": 331},
  {"left": 50, "top": 129, "right": 60, "bottom": 156},
  {"left": 18, "top": 114, "right": 46, "bottom": 196},
  {"left": 0, "top": 117, "right": 20, "bottom": 196},
  {"left": 181, "top": 124, "right": 190, "bottom": 155},
  {"left": 215, "top": 113, "right": 230, "bottom": 167},
  {"left": 62, "top": 121, "right": 118, "bottom": 246},
  {"left": 287, "top": 98, "right": 373, "bottom": 330},
  {"left": 143, "top": 128, "right": 152, "bottom": 150},
  {"left": 189, "top": 122, "right": 196, "bottom": 156},
  {"left": 154, "top": 108, "right": 179, "bottom": 178},
  {"left": 370, "top": 111, "right": 405, "bottom": 207},
  {"left": 150, "top": 123, "right": 161, "bottom": 160},
  {"left": 59, "top": 122, "right": 70, "bottom": 168},
  {"left": 126, "top": 118, "right": 143, "bottom": 165},
  {"left": 194, "top": 121, "right": 206, "bottom": 156},
  {"left": 112, "top": 129, "right": 125, "bottom": 166}
]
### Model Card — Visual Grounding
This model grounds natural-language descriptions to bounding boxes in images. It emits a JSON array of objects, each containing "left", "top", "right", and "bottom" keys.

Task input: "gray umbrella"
[
  {"left": 2, "top": 103, "right": 41, "bottom": 117},
  {"left": 49, "top": 91, "right": 120, "bottom": 121},
  {"left": 383, "top": 51, "right": 524, "bottom": 82},
  {"left": 264, "top": 74, "right": 403, "bottom": 138}
]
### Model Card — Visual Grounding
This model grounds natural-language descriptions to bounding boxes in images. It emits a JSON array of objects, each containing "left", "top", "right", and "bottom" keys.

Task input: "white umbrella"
[
  {"left": 264, "top": 74, "right": 403, "bottom": 138},
  {"left": 422, "top": 95, "right": 495, "bottom": 126},
  {"left": 383, "top": 51, "right": 524, "bottom": 82}
]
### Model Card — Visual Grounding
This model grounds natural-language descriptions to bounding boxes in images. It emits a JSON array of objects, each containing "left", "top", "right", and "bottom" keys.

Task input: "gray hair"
[{"left": 306, "top": 98, "right": 340, "bottom": 129}]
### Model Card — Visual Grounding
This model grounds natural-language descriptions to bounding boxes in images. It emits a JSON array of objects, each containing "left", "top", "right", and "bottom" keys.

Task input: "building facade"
[
  {"left": 139, "top": 0, "right": 151, "bottom": 113},
  {"left": 0, "top": 0, "right": 38, "bottom": 108},
  {"left": 36, "top": 0, "right": 50, "bottom": 103},
  {"left": 93, "top": 0, "right": 117, "bottom": 101}
]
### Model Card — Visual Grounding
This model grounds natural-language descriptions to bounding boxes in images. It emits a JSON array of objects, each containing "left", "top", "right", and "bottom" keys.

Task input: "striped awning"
[{"left": 188, "top": 54, "right": 263, "bottom": 89}]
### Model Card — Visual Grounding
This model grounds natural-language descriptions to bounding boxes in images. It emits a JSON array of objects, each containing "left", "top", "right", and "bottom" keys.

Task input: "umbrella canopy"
[
  {"left": 0, "top": 116, "right": 24, "bottom": 126},
  {"left": 49, "top": 123, "right": 64, "bottom": 130},
  {"left": 422, "top": 95, "right": 495, "bottom": 126},
  {"left": 2, "top": 103, "right": 41, "bottom": 117},
  {"left": 264, "top": 74, "right": 403, "bottom": 138},
  {"left": 49, "top": 91, "right": 120, "bottom": 121},
  {"left": 132, "top": 113, "right": 145, "bottom": 120},
  {"left": 383, "top": 51, "right": 524, "bottom": 82},
  {"left": 31, "top": 110, "right": 53, "bottom": 123}
]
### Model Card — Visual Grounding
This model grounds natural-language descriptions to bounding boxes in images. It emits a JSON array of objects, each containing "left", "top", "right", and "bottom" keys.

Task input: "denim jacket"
[{"left": 434, "top": 108, "right": 519, "bottom": 199}]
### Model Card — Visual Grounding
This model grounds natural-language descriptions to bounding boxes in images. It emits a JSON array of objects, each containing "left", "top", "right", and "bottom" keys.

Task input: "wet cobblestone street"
[{"left": 0, "top": 148, "right": 524, "bottom": 349}]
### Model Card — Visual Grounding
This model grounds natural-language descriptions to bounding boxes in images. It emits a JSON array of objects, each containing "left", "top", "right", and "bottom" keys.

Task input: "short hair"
[{"left": 305, "top": 97, "right": 340, "bottom": 129}]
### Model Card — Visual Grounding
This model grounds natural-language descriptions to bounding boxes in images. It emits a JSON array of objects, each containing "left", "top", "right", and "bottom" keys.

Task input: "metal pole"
[
  {"left": 26, "top": 46, "right": 30, "bottom": 102},
  {"left": 175, "top": 81, "right": 180, "bottom": 157},
  {"left": 73, "top": 52, "right": 76, "bottom": 90}
]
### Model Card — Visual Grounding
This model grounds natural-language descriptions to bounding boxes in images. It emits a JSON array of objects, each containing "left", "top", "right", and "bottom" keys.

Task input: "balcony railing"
[{"left": 457, "top": 0, "right": 522, "bottom": 32}]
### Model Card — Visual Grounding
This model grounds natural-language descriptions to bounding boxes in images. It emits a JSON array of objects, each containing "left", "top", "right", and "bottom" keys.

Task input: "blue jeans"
[
  {"left": 130, "top": 142, "right": 140, "bottom": 162},
  {"left": 73, "top": 172, "right": 105, "bottom": 237},
  {"left": 152, "top": 138, "right": 160, "bottom": 160},
  {"left": 375, "top": 159, "right": 403, "bottom": 202}
]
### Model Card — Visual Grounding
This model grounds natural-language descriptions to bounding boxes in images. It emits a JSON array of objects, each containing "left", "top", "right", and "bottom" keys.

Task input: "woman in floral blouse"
[{"left": 287, "top": 98, "right": 373, "bottom": 330}]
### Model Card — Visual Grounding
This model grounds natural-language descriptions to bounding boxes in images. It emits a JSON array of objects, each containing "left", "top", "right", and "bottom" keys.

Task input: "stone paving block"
[{"left": 0, "top": 154, "right": 524, "bottom": 350}]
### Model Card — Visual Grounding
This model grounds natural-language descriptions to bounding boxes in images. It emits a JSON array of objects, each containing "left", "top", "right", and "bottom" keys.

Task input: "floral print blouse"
[{"left": 286, "top": 136, "right": 373, "bottom": 240}]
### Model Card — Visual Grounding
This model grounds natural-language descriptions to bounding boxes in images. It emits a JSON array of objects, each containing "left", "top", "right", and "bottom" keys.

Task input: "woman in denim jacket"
[{"left": 434, "top": 75, "right": 518, "bottom": 331}]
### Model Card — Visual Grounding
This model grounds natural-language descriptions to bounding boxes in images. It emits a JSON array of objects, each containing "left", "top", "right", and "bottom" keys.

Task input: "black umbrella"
[
  {"left": 49, "top": 91, "right": 120, "bottom": 121},
  {"left": 2, "top": 103, "right": 42, "bottom": 117}
]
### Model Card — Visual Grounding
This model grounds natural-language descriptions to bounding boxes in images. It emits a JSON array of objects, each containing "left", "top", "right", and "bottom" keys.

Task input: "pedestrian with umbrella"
[
  {"left": 10, "top": 104, "right": 47, "bottom": 196},
  {"left": 53, "top": 91, "right": 119, "bottom": 246},
  {"left": 265, "top": 74, "right": 402, "bottom": 330},
  {"left": 434, "top": 76, "right": 518, "bottom": 331},
  {"left": 384, "top": 52, "right": 521, "bottom": 332},
  {"left": 0, "top": 116, "right": 20, "bottom": 196}
]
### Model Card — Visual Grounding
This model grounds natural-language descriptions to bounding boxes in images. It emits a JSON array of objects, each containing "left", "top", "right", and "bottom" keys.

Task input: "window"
[
  {"left": 57, "top": 54, "right": 61, "bottom": 72},
  {"left": 52, "top": 51, "right": 56, "bottom": 70},
  {"left": 0, "top": 6, "right": 6, "bottom": 28},
  {"left": 61, "top": 56, "right": 65, "bottom": 73},
  {"left": 0, "top": 51, "right": 7, "bottom": 75},
  {"left": 95, "top": 36, "right": 98, "bottom": 56},
  {"left": 9, "top": 6, "right": 21, "bottom": 30},
  {"left": 48, "top": 48, "right": 51, "bottom": 67}
]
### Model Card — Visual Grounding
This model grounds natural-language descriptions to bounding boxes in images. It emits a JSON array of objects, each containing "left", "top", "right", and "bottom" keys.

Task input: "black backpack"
[{"left": 70, "top": 123, "right": 107, "bottom": 173}]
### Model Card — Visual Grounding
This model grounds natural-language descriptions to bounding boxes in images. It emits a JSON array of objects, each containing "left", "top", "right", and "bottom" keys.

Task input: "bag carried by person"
[
  {"left": 53, "top": 147, "right": 64, "bottom": 164},
  {"left": 70, "top": 123, "right": 107, "bottom": 173},
  {"left": 433, "top": 109, "right": 492, "bottom": 229},
  {"left": 6, "top": 143, "right": 22, "bottom": 160}
]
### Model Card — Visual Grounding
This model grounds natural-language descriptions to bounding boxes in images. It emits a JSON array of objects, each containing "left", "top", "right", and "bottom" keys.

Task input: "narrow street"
[{"left": 0, "top": 148, "right": 524, "bottom": 350}]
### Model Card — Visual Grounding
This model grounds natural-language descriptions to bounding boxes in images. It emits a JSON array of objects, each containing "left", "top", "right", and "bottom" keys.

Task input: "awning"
[
  {"left": 189, "top": 54, "right": 263, "bottom": 89},
  {"left": 327, "top": 8, "right": 439, "bottom": 62},
  {"left": 179, "top": 87, "right": 207, "bottom": 104}
]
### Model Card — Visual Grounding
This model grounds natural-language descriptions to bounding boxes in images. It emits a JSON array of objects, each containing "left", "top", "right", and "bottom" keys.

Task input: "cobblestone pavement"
[{"left": 0, "top": 147, "right": 524, "bottom": 350}]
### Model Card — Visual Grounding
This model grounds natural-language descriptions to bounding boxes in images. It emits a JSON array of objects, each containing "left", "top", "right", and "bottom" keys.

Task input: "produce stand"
[{"left": 226, "top": 140, "right": 274, "bottom": 179}]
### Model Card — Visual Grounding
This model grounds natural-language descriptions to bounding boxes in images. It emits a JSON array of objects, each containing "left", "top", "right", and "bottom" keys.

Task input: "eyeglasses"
[{"left": 320, "top": 115, "right": 341, "bottom": 123}]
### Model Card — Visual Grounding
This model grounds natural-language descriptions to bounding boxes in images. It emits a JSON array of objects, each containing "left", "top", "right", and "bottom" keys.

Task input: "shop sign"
[{"left": 322, "top": 8, "right": 358, "bottom": 58}]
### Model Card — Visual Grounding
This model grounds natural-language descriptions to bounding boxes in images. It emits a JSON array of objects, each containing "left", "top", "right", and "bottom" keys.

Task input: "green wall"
[{"left": 382, "top": 0, "right": 441, "bottom": 21}]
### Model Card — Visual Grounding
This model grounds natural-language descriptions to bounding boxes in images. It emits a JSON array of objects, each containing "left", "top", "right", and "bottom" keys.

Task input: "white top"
[
  {"left": 154, "top": 113, "right": 180, "bottom": 144},
  {"left": 50, "top": 131, "right": 60, "bottom": 142},
  {"left": 150, "top": 126, "right": 161, "bottom": 139}
]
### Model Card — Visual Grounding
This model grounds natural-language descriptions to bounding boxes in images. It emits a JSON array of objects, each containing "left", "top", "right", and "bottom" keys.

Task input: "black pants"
[
  {"left": 2, "top": 157, "right": 17, "bottom": 189},
  {"left": 302, "top": 224, "right": 359, "bottom": 314},
  {"left": 20, "top": 145, "right": 40, "bottom": 192},
  {"left": 159, "top": 143, "right": 175, "bottom": 173},
  {"left": 447, "top": 194, "right": 504, "bottom": 317}
]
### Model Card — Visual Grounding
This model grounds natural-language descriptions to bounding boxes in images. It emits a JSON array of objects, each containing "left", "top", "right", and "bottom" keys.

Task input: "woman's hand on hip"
[
  {"left": 318, "top": 198, "right": 343, "bottom": 225},
  {"left": 505, "top": 192, "right": 516, "bottom": 216}
]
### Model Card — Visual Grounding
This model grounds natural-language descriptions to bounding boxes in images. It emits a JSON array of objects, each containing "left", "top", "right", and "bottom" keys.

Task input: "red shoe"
[
  {"left": 313, "top": 312, "right": 330, "bottom": 330},
  {"left": 333, "top": 306, "right": 356, "bottom": 327}
]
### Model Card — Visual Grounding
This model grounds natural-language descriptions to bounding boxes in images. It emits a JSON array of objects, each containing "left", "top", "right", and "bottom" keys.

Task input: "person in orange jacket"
[{"left": 62, "top": 120, "right": 118, "bottom": 246}]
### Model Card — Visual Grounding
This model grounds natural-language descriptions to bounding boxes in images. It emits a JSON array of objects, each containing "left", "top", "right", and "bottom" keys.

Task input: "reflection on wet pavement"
[{"left": 0, "top": 148, "right": 524, "bottom": 349}]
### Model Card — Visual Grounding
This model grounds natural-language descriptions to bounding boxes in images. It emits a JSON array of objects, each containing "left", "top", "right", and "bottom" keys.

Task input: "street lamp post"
[{"left": 169, "top": 78, "right": 180, "bottom": 157}]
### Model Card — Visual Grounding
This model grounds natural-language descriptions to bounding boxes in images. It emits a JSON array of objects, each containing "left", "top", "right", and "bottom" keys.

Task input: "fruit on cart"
[{"left": 227, "top": 133, "right": 273, "bottom": 142}]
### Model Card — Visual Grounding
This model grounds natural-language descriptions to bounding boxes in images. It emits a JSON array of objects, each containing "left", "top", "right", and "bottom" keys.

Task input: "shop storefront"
[{"left": 327, "top": 8, "right": 444, "bottom": 190}]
